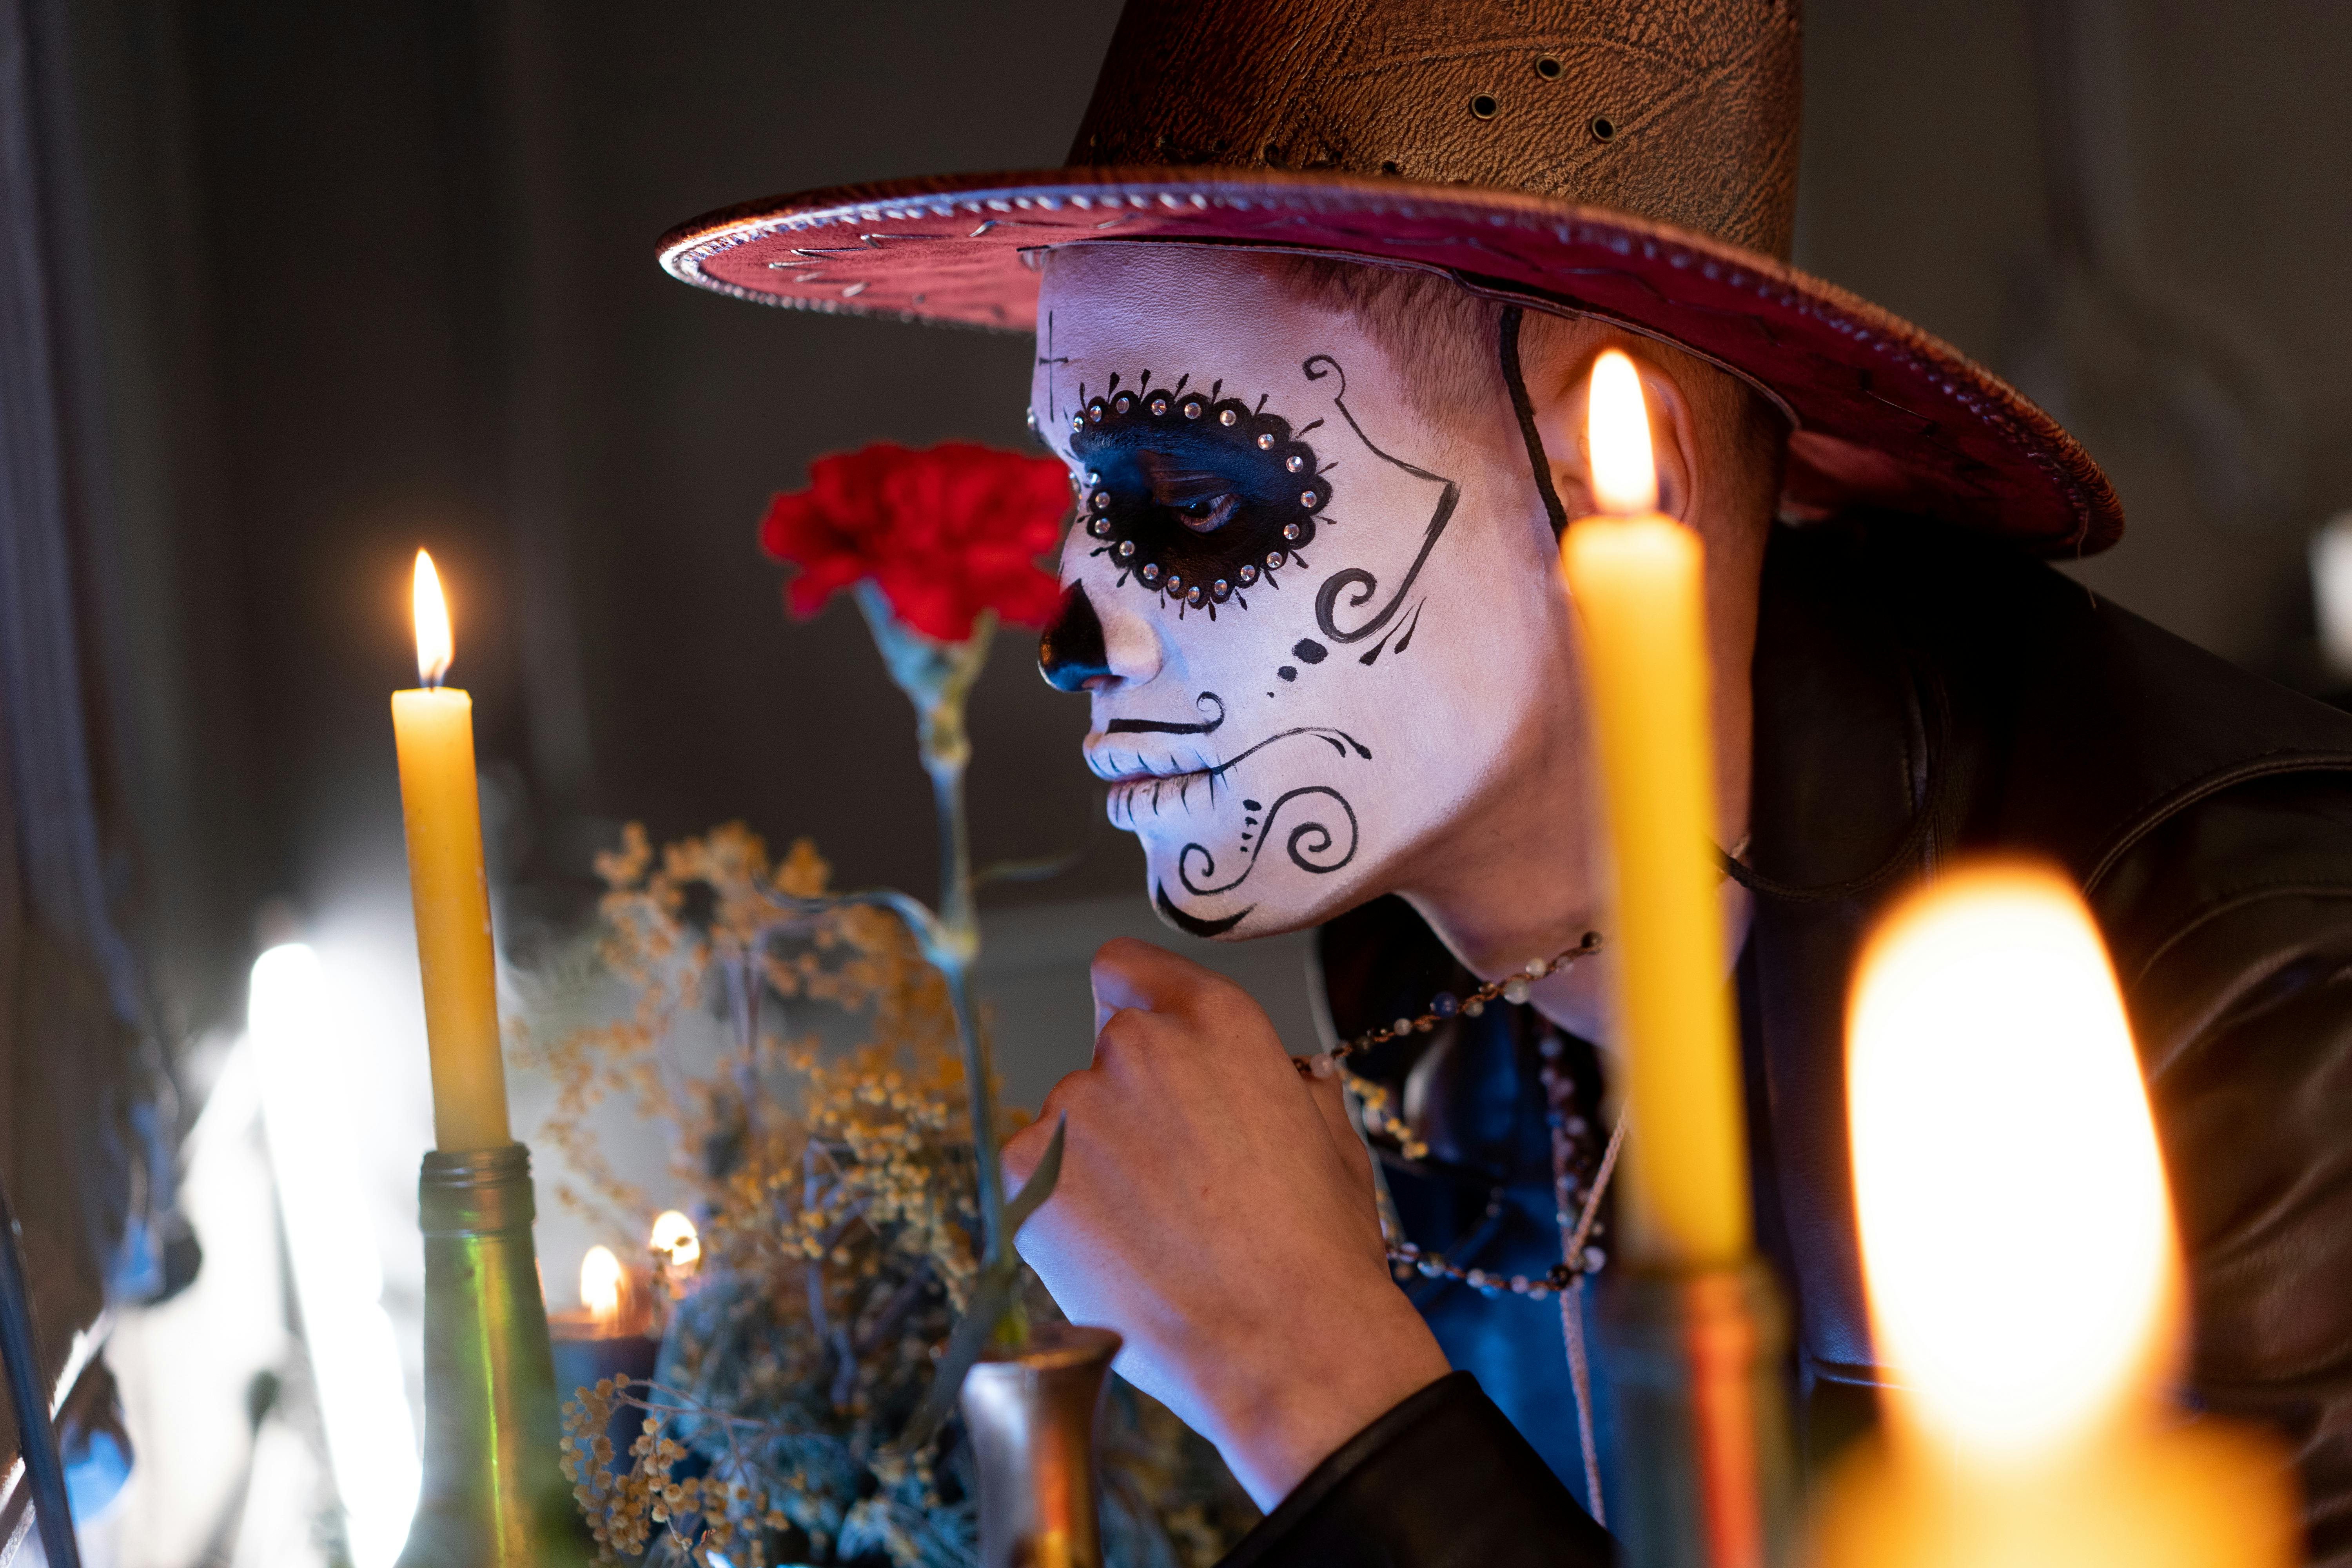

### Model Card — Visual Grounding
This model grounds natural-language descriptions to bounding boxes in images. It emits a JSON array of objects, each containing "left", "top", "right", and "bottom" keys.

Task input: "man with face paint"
[{"left": 662, "top": 3, "right": 2352, "bottom": 1563}]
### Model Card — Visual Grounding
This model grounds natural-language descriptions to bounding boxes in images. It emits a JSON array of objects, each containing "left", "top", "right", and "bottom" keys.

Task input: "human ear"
[{"left": 1533, "top": 344, "right": 1702, "bottom": 523}]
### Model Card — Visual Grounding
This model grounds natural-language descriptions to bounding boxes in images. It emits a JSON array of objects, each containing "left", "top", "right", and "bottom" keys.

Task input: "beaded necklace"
[{"left": 1293, "top": 929, "right": 1622, "bottom": 1520}]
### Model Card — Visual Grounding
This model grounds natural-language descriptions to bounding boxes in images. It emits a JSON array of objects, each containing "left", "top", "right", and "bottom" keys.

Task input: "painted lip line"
[{"left": 1085, "top": 723, "right": 1376, "bottom": 787}]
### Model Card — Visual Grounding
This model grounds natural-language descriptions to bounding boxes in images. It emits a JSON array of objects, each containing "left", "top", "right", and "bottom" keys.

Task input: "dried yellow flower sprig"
[{"left": 529, "top": 822, "right": 1252, "bottom": 1566}]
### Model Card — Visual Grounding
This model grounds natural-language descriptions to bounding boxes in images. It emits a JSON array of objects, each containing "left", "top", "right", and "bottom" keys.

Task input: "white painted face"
[{"left": 1032, "top": 245, "right": 1579, "bottom": 940}]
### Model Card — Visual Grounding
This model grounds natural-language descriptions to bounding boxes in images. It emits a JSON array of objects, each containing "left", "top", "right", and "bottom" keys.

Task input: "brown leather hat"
[{"left": 660, "top": 0, "right": 2120, "bottom": 555}]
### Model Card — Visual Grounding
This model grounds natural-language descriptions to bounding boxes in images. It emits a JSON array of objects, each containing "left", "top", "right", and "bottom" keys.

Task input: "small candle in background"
[
  {"left": 550, "top": 1243, "right": 660, "bottom": 1462},
  {"left": 650, "top": 1209, "right": 701, "bottom": 1298},
  {"left": 1813, "top": 863, "right": 2298, "bottom": 1568}
]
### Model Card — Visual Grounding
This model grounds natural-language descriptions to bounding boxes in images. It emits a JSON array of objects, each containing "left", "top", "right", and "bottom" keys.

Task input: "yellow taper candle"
[
  {"left": 1559, "top": 350, "right": 1749, "bottom": 1269},
  {"left": 391, "top": 550, "right": 512, "bottom": 1152}
]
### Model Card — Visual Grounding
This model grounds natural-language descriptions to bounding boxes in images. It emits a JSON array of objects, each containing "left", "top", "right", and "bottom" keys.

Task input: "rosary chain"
[{"left": 1294, "top": 932, "right": 1613, "bottom": 1301}]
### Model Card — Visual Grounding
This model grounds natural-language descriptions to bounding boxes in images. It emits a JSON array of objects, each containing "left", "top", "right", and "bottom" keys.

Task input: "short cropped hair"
[{"left": 1254, "top": 250, "right": 1788, "bottom": 490}]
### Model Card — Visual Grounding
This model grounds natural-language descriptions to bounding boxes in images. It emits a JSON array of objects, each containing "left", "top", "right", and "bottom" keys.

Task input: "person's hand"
[{"left": 1000, "top": 937, "right": 1451, "bottom": 1507}]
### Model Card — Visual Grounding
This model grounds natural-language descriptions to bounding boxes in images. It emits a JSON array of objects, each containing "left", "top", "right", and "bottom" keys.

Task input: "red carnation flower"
[{"left": 759, "top": 442, "right": 1071, "bottom": 642}]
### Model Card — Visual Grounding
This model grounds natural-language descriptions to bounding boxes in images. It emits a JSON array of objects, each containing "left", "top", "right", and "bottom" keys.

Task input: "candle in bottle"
[
  {"left": 1814, "top": 863, "right": 2296, "bottom": 1566},
  {"left": 1559, "top": 350, "right": 1749, "bottom": 1269},
  {"left": 391, "top": 550, "right": 511, "bottom": 1152}
]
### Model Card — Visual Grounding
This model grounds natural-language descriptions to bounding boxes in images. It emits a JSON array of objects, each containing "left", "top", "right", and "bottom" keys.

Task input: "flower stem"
[{"left": 929, "top": 750, "right": 1020, "bottom": 1341}]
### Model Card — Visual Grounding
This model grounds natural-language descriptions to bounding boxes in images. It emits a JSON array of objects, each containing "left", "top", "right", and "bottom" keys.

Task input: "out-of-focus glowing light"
[
  {"left": 650, "top": 1210, "right": 700, "bottom": 1273},
  {"left": 581, "top": 1245, "right": 623, "bottom": 1332},
  {"left": 1847, "top": 864, "right": 2177, "bottom": 1470},
  {"left": 249, "top": 944, "right": 420, "bottom": 1568}
]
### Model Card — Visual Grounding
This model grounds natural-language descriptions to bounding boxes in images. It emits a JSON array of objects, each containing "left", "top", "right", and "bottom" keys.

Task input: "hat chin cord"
[{"left": 1499, "top": 305, "right": 1572, "bottom": 540}]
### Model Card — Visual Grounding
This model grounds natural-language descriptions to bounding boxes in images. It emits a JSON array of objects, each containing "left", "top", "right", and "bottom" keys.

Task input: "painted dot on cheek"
[
  {"left": 1277, "top": 666, "right": 1298, "bottom": 682},
  {"left": 1243, "top": 799, "right": 1263, "bottom": 811},
  {"left": 1292, "top": 639, "right": 1328, "bottom": 664}
]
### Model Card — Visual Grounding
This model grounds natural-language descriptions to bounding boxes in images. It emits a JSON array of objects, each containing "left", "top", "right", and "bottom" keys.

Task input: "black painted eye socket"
[{"left": 1071, "top": 377, "right": 1327, "bottom": 618}]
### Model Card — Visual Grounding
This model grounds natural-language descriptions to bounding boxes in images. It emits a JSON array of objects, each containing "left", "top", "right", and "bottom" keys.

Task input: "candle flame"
[
  {"left": 650, "top": 1210, "right": 700, "bottom": 1272},
  {"left": 580, "top": 1244, "right": 623, "bottom": 1331},
  {"left": 413, "top": 549, "right": 453, "bottom": 688},
  {"left": 1587, "top": 349, "right": 1659, "bottom": 515},
  {"left": 1848, "top": 863, "right": 2178, "bottom": 1469}
]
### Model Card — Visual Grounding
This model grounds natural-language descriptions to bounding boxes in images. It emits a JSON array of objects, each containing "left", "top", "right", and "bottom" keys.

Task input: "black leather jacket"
[{"left": 1225, "top": 515, "right": 2352, "bottom": 1566}]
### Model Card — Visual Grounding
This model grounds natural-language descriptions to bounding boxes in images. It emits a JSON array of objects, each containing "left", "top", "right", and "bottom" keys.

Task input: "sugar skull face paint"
[{"left": 1033, "top": 245, "right": 1584, "bottom": 941}]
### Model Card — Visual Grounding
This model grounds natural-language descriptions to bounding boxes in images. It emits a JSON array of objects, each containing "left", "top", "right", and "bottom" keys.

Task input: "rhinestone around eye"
[
  {"left": 1266, "top": 550, "right": 1286, "bottom": 569},
  {"left": 1117, "top": 539, "right": 1136, "bottom": 557},
  {"left": 1187, "top": 586, "right": 1205, "bottom": 605},
  {"left": 1140, "top": 562, "right": 1160, "bottom": 582},
  {"left": 1258, "top": 433, "right": 1275, "bottom": 450},
  {"left": 1301, "top": 490, "right": 1319, "bottom": 508},
  {"left": 1090, "top": 517, "right": 1112, "bottom": 537},
  {"left": 1282, "top": 521, "right": 1302, "bottom": 541},
  {"left": 1182, "top": 398, "right": 1204, "bottom": 419},
  {"left": 1212, "top": 579, "right": 1231, "bottom": 601},
  {"left": 1219, "top": 408, "right": 1237, "bottom": 426},
  {"left": 1114, "top": 394, "right": 1132, "bottom": 413},
  {"left": 1238, "top": 564, "right": 1258, "bottom": 585},
  {"left": 1086, "top": 470, "right": 1101, "bottom": 484},
  {"left": 1089, "top": 405, "right": 1105, "bottom": 422},
  {"left": 1150, "top": 397, "right": 1169, "bottom": 415},
  {"left": 1285, "top": 454, "right": 1305, "bottom": 472},
  {"left": 1093, "top": 490, "right": 1109, "bottom": 507},
  {"left": 1070, "top": 414, "right": 1085, "bottom": 431},
  {"left": 1165, "top": 573, "right": 1184, "bottom": 592},
  {"left": 1026, "top": 408, "right": 1039, "bottom": 430}
]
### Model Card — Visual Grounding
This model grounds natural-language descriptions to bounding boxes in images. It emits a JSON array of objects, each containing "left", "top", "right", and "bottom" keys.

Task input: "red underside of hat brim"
[{"left": 659, "top": 167, "right": 2120, "bottom": 557}]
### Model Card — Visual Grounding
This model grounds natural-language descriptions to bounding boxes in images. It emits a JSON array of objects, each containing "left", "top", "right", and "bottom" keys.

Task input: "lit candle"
[
  {"left": 1559, "top": 350, "right": 1749, "bottom": 1269},
  {"left": 550, "top": 1244, "right": 660, "bottom": 1449},
  {"left": 649, "top": 1209, "right": 701, "bottom": 1297},
  {"left": 1815, "top": 864, "right": 2297, "bottom": 1566},
  {"left": 392, "top": 550, "right": 511, "bottom": 1152}
]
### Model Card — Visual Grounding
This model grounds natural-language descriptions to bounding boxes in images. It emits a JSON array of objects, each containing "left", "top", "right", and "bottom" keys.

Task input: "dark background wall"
[{"left": 54, "top": 0, "right": 2352, "bottom": 1047}]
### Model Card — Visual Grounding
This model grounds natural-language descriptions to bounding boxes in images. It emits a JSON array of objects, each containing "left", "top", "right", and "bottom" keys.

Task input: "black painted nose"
[{"left": 1038, "top": 582, "right": 1111, "bottom": 692}]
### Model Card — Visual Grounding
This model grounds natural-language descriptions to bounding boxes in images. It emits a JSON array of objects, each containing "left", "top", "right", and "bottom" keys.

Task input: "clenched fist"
[{"left": 1001, "top": 937, "right": 1450, "bottom": 1508}]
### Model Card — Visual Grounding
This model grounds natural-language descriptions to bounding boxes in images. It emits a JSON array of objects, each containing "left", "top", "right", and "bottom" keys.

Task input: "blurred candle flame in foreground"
[
  {"left": 1849, "top": 862, "right": 2176, "bottom": 1465},
  {"left": 413, "top": 549, "right": 453, "bottom": 688},
  {"left": 650, "top": 1210, "right": 701, "bottom": 1273},
  {"left": 1816, "top": 862, "right": 2296, "bottom": 1566},
  {"left": 1588, "top": 349, "right": 1660, "bottom": 515},
  {"left": 580, "top": 1244, "right": 624, "bottom": 1332}
]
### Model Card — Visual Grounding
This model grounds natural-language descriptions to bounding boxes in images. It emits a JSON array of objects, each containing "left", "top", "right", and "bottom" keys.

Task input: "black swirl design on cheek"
[
  {"left": 1070, "top": 370, "right": 1331, "bottom": 620},
  {"left": 1299, "top": 355, "right": 1461, "bottom": 664},
  {"left": 1176, "top": 786, "right": 1359, "bottom": 896}
]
